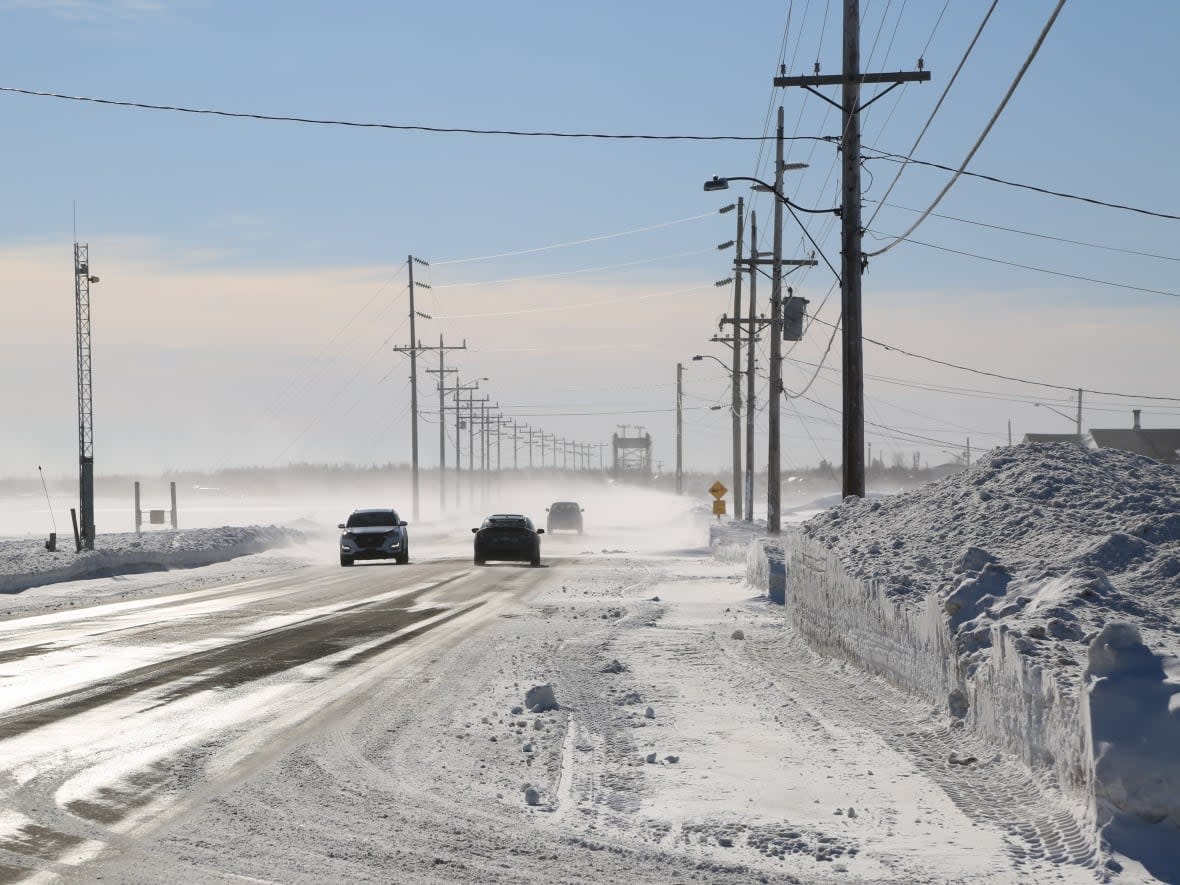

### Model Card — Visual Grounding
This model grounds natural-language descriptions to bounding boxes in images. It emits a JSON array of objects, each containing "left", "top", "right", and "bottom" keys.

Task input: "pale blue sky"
[{"left": 2, "top": 1, "right": 1178, "bottom": 479}]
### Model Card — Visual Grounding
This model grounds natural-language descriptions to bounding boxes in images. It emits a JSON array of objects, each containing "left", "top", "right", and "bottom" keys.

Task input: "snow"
[
  {"left": 0, "top": 525, "right": 304, "bottom": 594},
  {"left": 759, "top": 443, "right": 1180, "bottom": 880},
  {"left": 1, "top": 468, "right": 1174, "bottom": 881}
]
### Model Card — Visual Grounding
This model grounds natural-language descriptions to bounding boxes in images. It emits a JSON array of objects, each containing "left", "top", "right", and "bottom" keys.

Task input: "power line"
[
  {"left": 866, "top": 0, "right": 1068, "bottom": 257},
  {"left": 870, "top": 201, "right": 1180, "bottom": 263},
  {"left": 433, "top": 281, "right": 714, "bottom": 319},
  {"left": 796, "top": 392, "right": 972, "bottom": 448},
  {"left": 802, "top": 312, "right": 1180, "bottom": 402},
  {"left": 875, "top": 233, "right": 1180, "bottom": 298},
  {"left": 784, "top": 310, "right": 841, "bottom": 399},
  {"left": 432, "top": 247, "right": 714, "bottom": 289},
  {"left": 0, "top": 85, "right": 831, "bottom": 142},
  {"left": 862, "top": 148, "right": 1180, "bottom": 223},
  {"left": 432, "top": 211, "right": 722, "bottom": 266},
  {"left": 864, "top": 0, "right": 998, "bottom": 232}
]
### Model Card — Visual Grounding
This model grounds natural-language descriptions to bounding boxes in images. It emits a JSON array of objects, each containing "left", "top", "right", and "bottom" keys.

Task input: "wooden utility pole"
[
  {"left": 442, "top": 377, "right": 480, "bottom": 507},
  {"left": 729, "top": 196, "right": 745, "bottom": 521},
  {"left": 675, "top": 362, "right": 684, "bottom": 495},
  {"left": 744, "top": 212, "right": 758, "bottom": 521},
  {"left": 775, "top": 0, "right": 929, "bottom": 499},
  {"left": 423, "top": 335, "right": 466, "bottom": 514},
  {"left": 767, "top": 107, "right": 785, "bottom": 534},
  {"left": 393, "top": 255, "right": 433, "bottom": 520}
]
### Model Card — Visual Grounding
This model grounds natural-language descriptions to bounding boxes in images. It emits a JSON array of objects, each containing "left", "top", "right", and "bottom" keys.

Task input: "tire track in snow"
[{"left": 737, "top": 626, "right": 1106, "bottom": 881}]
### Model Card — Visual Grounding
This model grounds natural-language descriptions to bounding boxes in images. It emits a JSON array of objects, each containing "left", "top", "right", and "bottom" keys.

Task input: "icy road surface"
[{"left": 0, "top": 545, "right": 1101, "bottom": 883}]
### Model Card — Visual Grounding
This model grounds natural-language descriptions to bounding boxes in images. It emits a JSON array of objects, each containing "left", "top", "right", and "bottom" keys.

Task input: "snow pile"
[
  {"left": 783, "top": 443, "right": 1180, "bottom": 868},
  {"left": 0, "top": 525, "right": 304, "bottom": 594}
]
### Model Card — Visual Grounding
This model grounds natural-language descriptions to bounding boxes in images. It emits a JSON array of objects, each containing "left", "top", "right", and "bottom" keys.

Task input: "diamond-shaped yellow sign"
[{"left": 708, "top": 481, "right": 728, "bottom": 499}]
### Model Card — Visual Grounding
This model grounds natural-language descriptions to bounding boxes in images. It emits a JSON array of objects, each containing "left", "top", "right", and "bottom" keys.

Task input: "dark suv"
[
  {"left": 338, "top": 509, "right": 409, "bottom": 567},
  {"left": 472, "top": 514, "right": 544, "bottom": 566},
  {"left": 546, "top": 501, "right": 584, "bottom": 534}
]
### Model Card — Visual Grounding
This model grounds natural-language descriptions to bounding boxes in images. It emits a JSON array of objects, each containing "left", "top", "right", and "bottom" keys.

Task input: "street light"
[
  {"left": 1034, "top": 401, "right": 1082, "bottom": 441},
  {"left": 703, "top": 173, "right": 831, "bottom": 215},
  {"left": 1034, "top": 402, "right": 1074, "bottom": 424},
  {"left": 692, "top": 354, "right": 730, "bottom": 372}
]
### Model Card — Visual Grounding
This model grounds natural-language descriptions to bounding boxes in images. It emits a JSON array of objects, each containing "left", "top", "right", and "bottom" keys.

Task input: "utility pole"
[
  {"left": 1076, "top": 388, "right": 1083, "bottom": 439},
  {"left": 73, "top": 242, "right": 97, "bottom": 550},
  {"left": 676, "top": 362, "right": 684, "bottom": 495},
  {"left": 729, "top": 196, "right": 745, "bottom": 521},
  {"left": 723, "top": 139, "right": 814, "bottom": 531},
  {"left": 443, "top": 378, "right": 480, "bottom": 508},
  {"left": 423, "top": 335, "right": 466, "bottom": 514},
  {"left": 393, "top": 255, "right": 432, "bottom": 520},
  {"left": 744, "top": 212, "right": 758, "bottom": 521},
  {"left": 767, "top": 107, "right": 785, "bottom": 534},
  {"left": 775, "top": 1, "right": 929, "bottom": 500}
]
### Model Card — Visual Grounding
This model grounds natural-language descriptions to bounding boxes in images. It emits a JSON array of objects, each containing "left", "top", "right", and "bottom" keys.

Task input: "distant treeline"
[{"left": 2, "top": 458, "right": 963, "bottom": 499}]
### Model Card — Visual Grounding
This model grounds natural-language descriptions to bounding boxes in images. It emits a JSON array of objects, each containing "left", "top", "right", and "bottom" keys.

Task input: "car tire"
[
  {"left": 474, "top": 556, "right": 485, "bottom": 566},
  {"left": 340, "top": 555, "right": 354, "bottom": 567},
  {"left": 396, "top": 548, "right": 409, "bottom": 565},
  {"left": 530, "top": 551, "right": 541, "bottom": 567}
]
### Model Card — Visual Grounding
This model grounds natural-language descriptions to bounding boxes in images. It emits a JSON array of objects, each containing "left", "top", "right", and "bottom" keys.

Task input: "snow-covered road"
[{"left": 0, "top": 536, "right": 1106, "bottom": 883}]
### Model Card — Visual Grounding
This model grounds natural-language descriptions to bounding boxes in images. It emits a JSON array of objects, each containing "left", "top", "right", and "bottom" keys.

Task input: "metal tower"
[{"left": 74, "top": 243, "right": 96, "bottom": 549}]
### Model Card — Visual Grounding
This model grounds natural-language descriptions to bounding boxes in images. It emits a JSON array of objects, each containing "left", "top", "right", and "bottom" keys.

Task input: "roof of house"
[
  {"left": 1022, "top": 433, "right": 1082, "bottom": 444},
  {"left": 1089, "top": 428, "right": 1180, "bottom": 465}
]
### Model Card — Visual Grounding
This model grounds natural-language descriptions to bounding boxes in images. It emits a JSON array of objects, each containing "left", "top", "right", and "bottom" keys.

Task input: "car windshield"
[
  {"left": 551, "top": 502, "right": 579, "bottom": 511},
  {"left": 347, "top": 510, "right": 399, "bottom": 528},
  {"left": 483, "top": 515, "right": 531, "bottom": 529}
]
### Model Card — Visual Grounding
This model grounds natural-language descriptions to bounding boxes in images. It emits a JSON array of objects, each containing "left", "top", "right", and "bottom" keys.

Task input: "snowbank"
[
  {"left": 0, "top": 525, "right": 304, "bottom": 594},
  {"left": 743, "top": 444, "right": 1180, "bottom": 878}
]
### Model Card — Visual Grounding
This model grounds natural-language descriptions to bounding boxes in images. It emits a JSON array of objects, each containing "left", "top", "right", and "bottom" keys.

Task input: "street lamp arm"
[
  {"left": 691, "top": 353, "right": 730, "bottom": 373},
  {"left": 1034, "top": 402, "right": 1077, "bottom": 425},
  {"left": 703, "top": 176, "right": 838, "bottom": 216}
]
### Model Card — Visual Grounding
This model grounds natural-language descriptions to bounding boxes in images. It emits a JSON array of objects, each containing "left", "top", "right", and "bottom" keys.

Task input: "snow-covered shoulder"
[
  {"left": 0, "top": 525, "right": 304, "bottom": 595},
  {"left": 775, "top": 443, "right": 1180, "bottom": 881}
]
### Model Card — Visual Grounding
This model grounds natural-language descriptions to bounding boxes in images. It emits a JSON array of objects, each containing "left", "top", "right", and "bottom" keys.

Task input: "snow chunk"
[
  {"left": 1086, "top": 623, "right": 1180, "bottom": 828},
  {"left": 524, "top": 684, "right": 559, "bottom": 713}
]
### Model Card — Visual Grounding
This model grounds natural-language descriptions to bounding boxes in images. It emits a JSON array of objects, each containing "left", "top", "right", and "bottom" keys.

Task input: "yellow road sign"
[
  {"left": 708, "top": 481, "right": 728, "bottom": 499},
  {"left": 712, "top": 499, "right": 727, "bottom": 515}
]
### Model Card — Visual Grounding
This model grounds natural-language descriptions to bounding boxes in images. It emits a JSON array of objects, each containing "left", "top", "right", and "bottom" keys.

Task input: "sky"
[{"left": 2, "top": 0, "right": 1179, "bottom": 482}]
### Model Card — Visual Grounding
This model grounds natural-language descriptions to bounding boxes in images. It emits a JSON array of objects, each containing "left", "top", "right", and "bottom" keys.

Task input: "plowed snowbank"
[
  {"left": 773, "top": 444, "right": 1179, "bottom": 878},
  {"left": 0, "top": 526, "right": 303, "bottom": 594}
]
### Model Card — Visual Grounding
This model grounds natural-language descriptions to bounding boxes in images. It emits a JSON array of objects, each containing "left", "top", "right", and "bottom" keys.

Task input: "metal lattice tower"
[{"left": 74, "top": 243, "right": 95, "bottom": 549}]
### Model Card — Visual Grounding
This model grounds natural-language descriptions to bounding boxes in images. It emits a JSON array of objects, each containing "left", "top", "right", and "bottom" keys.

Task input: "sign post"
[{"left": 708, "top": 481, "right": 728, "bottom": 521}]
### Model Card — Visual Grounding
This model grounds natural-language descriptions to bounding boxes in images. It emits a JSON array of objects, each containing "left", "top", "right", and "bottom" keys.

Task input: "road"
[
  {"left": 0, "top": 540, "right": 1106, "bottom": 884},
  {"left": 0, "top": 558, "right": 552, "bottom": 883}
]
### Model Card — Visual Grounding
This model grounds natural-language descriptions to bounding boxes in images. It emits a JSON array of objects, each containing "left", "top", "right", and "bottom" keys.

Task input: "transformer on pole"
[{"left": 74, "top": 243, "right": 96, "bottom": 550}]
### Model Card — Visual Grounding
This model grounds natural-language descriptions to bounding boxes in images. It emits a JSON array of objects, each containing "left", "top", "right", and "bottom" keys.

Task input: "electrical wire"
[
  {"left": 870, "top": 201, "right": 1180, "bottom": 262},
  {"left": 866, "top": 0, "right": 1068, "bottom": 257},
  {"left": 433, "top": 281, "right": 715, "bottom": 319},
  {"left": 873, "top": 233, "right": 1180, "bottom": 298},
  {"left": 801, "top": 312, "right": 1180, "bottom": 401},
  {"left": 863, "top": 0, "right": 998, "bottom": 232},
  {"left": 861, "top": 150, "right": 1180, "bottom": 224},
  {"left": 431, "top": 211, "right": 724, "bottom": 266},
  {"left": 784, "top": 311, "right": 841, "bottom": 399},
  {"left": 0, "top": 85, "right": 830, "bottom": 142},
  {"left": 432, "top": 247, "right": 714, "bottom": 289}
]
